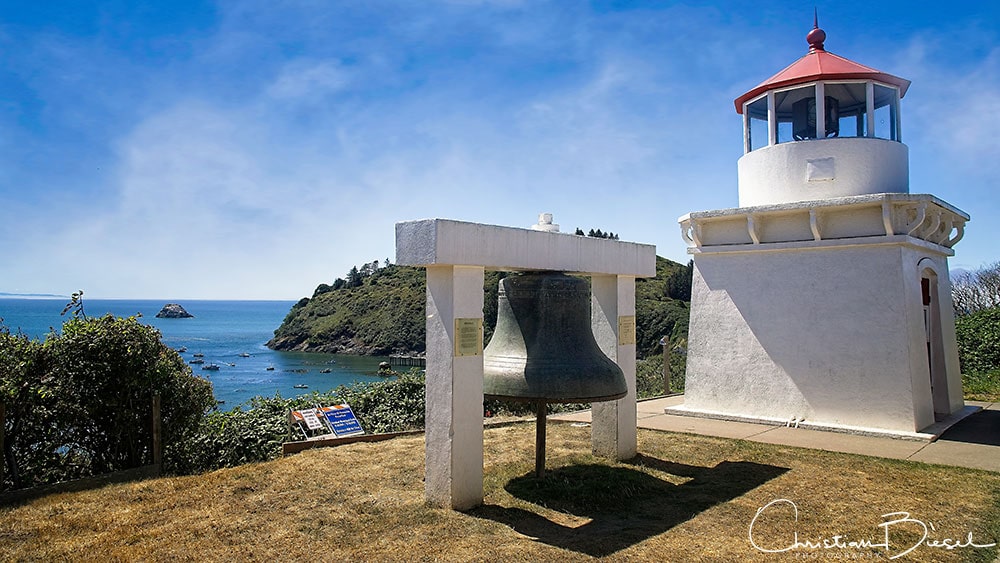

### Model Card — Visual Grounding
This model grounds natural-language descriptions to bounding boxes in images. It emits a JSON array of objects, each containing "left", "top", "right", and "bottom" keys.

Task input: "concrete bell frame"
[{"left": 396, "top": 218, "right": 656, "bottom": 509}]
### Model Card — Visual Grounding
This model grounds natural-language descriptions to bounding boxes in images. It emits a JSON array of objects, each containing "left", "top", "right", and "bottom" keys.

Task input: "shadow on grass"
[{"left": 470, "top": 454, "right": 788, "bottom": 558}]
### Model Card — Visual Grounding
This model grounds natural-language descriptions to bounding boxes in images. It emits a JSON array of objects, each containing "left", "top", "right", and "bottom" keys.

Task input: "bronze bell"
[
  {"left": 483, "top": 271, "right": 627, "bottom": 477},
  {"left": 483, "top": 272, "right": 627, "bottom": 403}
]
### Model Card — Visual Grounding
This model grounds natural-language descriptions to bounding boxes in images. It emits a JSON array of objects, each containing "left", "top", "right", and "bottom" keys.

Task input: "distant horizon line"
[{"left": 0, "top": 293, "right": 298, "bottom": 302}]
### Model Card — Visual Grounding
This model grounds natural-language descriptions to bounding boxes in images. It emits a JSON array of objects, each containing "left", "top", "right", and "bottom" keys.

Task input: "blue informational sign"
[{"left": 322, "top": 404, "right": 365, "bottom": 437}]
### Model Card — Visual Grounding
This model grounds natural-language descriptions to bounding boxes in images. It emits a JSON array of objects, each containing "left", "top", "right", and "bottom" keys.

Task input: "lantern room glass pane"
[
  {"left": 772, "top": 85, "right": 819, "bottom": 143},
  {"left": 825, "top": 82, "right": 867, "bottom": 138},
  {"left": 874, "top": 84, "right": 900, "bottom": 141},
  {"left": 746, "top": 97, "right": 768, "bottom": 152}
]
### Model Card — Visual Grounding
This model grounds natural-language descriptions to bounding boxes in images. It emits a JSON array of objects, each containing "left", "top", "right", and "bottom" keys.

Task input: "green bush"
[
  {"left": 0, "top": 315, "right": 215, "bottom": 490},
  {"left": 636, "top": 349, "right": 687, "bottom": 398},
  {"left": 170, "top": 371, "right": 428, "bottom": 474},
  {"left": 955, "top": 306, "right": 1000, "bottom": 375}
]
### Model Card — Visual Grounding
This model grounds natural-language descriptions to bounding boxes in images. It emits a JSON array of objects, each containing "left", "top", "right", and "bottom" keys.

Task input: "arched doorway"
[{"left": 920, "top": 266, "right": 950, "bottom": 417}]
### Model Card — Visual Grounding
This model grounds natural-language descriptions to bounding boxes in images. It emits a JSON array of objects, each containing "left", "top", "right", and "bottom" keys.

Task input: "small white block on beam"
[{"left": 396, "top": 219, "right": 656, "bottom": 277}]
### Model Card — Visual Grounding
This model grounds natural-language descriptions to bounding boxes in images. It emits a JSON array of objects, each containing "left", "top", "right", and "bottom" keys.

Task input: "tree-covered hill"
[
  {"left": 268, "top": 256, "right": 693, "bottom": 358},
  {"left": 635, "top": 255, "right": 692, "bottom": 356},
  {"left": 268, "top": 263, "right": 427, "bottom": 355}
]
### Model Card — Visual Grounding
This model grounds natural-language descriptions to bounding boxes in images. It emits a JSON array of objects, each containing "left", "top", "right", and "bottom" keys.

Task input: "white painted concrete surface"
[
  {"left": 737, "top": 137, "right": 908, "bottom": 207},
  {"left": 680, "top": 193, "right": 967, "bottom": 251},
  {"left": 396, "top": 218, "right": 656, "bottom": 277},
  {"left": 674, "top": 236, "right": 965, "bottom": 435},
  {"left": 591, "top": 275, "right": 638, "bottom": 460},
  {"left": 423, "top": 265, "right": 485, "bottom": 509}
]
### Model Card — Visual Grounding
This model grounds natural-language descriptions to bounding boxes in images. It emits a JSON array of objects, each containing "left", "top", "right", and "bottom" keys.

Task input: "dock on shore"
[{"left": 389, "top": 355, "right": 426, "bottom": 368}]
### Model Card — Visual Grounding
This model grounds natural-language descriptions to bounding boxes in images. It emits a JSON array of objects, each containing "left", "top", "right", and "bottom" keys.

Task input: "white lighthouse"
[{"left": 668, "top": 22, "right": 972, "bottom": 437}]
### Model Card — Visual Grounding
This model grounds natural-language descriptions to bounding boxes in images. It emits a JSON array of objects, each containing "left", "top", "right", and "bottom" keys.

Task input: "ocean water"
[{"left": 0, "top": 299, "right": 390, "bottom": 408}]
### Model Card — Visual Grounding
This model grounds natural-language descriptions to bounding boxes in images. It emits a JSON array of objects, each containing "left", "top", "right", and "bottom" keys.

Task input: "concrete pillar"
[
  {"left": 590, "top": 274, "right": 638, "bottom": 460},
  {"left": 424, "top": 265, "right": 485, "bottom": 510}
]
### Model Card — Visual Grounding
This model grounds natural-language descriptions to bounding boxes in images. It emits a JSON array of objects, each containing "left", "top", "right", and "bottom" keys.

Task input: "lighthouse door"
[{"left": 921, "top": 273, "right": 949, "bottom": 417}]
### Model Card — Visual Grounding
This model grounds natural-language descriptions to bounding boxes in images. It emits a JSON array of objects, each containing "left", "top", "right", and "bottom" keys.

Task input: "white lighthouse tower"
[{"left": 668, "top": 22, "right": 971, "bottom": 437}]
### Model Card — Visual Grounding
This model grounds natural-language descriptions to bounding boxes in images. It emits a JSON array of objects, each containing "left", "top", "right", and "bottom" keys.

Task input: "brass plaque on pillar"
[
  {"left": 618, "top": 315, "right": 636, "bottom": 346},
  {"left": 454, "top": 318, "right": 483, "bottom": 357}
]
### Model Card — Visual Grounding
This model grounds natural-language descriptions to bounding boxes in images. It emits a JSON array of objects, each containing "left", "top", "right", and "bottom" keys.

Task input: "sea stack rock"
[{"left": 156, "top": 303, "right": 194, "bottom": 318}]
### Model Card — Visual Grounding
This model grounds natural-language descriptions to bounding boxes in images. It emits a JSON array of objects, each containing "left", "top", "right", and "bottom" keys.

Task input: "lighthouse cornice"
[{"left": 678, "top": 192, "right": 968, "bottom": 253}]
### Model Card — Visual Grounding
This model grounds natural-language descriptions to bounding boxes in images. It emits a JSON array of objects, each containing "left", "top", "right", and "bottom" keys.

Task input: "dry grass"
[{"left": 2, "top": 423, "right": 999, "bottom": 562}]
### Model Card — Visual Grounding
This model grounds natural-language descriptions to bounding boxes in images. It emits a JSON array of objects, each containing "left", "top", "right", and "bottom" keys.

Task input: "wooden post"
[
  {"left": 152, "top": 394, "right": 162, "bottom": 473},
  {"left": 662, "top": 336, "right": 671, "bottom": 395}
]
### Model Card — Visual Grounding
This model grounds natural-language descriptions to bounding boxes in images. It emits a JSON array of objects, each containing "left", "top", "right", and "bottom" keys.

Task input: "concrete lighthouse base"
[{"left": 671, "top": 194, "right": 970, "bottom": 436}]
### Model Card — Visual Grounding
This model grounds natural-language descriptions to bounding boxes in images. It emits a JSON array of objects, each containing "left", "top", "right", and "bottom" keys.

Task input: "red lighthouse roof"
[{"left": 734, "top": 24, "right": 911, "bottom": 114}]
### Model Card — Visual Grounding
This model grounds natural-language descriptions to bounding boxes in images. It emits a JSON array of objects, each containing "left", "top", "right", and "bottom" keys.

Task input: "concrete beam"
[{"left": 396, "top": 218, "right": 656, "bottom": 277}]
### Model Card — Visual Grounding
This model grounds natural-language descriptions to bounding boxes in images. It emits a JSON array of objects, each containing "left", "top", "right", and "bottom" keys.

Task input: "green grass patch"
[{"left": 964, "top": 369, "right": 1000, "bottom": 402}]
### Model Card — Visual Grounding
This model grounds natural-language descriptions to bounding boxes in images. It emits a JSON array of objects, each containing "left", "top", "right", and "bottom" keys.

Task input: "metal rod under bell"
[{"left": 535, "top": 401, "right": 546, "bottom": 478}]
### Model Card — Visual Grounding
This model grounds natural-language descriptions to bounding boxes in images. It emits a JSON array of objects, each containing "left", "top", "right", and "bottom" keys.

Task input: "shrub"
[
  {"left": 0, "top": 315, "right": 215, "bottom": 490},
  {"left": 955, "top": 306, "right": 1000, "bottom": 375},
  {"left": 636, "top": 348, "right": 687, "bottom": 398},
  {"left": 170, "top": 371, "right": 428, "bottom": 474}
]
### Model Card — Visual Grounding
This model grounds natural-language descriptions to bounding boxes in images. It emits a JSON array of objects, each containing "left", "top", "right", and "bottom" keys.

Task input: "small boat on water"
[
  {"left": 189, "top": 358, "right": 205, "bottom": 364},
  {"left": 319, "top": 368, "right": 332, "bottom": 373},
  {"left": 202, "top": 363, "right": 220, "bottom": 371},
  {"left": 293, "top": 384, "right": 308, "bottom": 389},
  {"left": 193, "top": 353, "right": 204, "bottom": 358},
  {"left": 239, "top": 353, "right": 251, "bottom": 358},
  {"left": 226, "top": 362, "right": 236, "bottom": 367},
  {"left": 177, "top": 346, "right": 188, "bottom": 353},
  {"left": 266, "top": 365, "right": 275, "bottom": 371}
]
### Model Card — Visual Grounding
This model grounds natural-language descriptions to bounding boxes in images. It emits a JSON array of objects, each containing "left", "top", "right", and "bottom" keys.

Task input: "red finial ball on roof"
[
  {"left": 807, "top": 26, "right": 826, "bottom": 52},
  {"left": 807, "top": 10, "right": 826, "bottom": 52}
]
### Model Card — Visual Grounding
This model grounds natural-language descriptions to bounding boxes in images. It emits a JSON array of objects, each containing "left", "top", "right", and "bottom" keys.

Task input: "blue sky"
[{"left": 1, "top": 1, "right": 997, "bottom": 299}]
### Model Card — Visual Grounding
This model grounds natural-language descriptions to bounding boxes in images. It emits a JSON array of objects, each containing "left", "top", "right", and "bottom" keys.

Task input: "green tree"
[
  {"left": 952, "top": 262, "right": 1000, "bottom": 315},
  {"left": 666, "top": 260, "right": 694, "bottom": 301},
  {"left": 346, "top": 266, "right": 363, "bottom": 288}
]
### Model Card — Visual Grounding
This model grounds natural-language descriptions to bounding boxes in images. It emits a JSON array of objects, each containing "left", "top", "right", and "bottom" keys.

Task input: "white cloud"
[
  {"left": 894, "top": 31, "right": 1000, "bottom": 179},
  {"left": 266, "top": 60, "right": 350, "bottom": 101}
]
